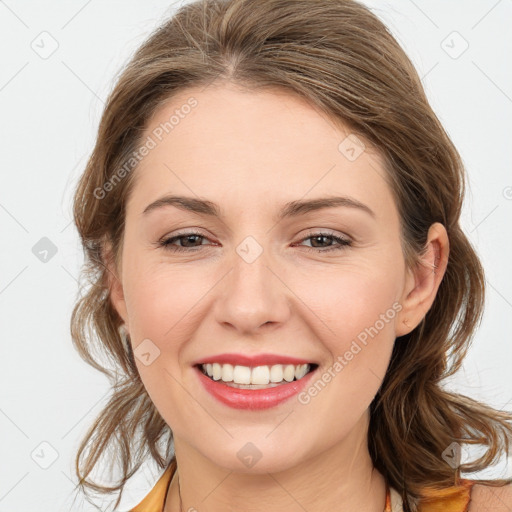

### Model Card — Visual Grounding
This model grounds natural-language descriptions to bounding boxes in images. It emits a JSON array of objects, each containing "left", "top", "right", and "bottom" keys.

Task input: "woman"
[{"left": 70, "top": 0, "right": 512, "bottom": 511}]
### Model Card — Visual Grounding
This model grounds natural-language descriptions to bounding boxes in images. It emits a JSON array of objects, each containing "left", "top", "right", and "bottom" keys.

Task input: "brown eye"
[
  {"left": 159, "top": 231, "right": 211, "bottom": 252},
  {"left": 297, "top": 232, "right": 352, "bottom": 253},
  {"left": 158, "top": 230, "right": 352, "bottom": 254}
]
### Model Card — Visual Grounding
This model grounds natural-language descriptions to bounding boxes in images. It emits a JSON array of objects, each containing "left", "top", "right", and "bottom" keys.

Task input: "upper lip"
[{"left": 193, "top": 353, "right": 317, "bottom": 367}]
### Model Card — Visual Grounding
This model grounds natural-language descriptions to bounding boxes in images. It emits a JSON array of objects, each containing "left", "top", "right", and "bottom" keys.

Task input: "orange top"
[{"left": 129, "top": 460, "right": 475, "bottom": 512}]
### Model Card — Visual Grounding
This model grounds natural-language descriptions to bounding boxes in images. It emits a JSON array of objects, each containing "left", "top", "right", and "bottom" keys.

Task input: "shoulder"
[{"left": 468, "top": 482, "right": 512, "bottom": 511}]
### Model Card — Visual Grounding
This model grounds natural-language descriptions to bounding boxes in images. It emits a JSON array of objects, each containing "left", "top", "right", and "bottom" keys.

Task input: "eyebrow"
[{"left": 141, "top": 194, "right": 376, "bottom": 221}]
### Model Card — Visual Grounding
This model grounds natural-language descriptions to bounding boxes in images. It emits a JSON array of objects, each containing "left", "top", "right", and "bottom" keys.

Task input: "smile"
[
  {"left": 194, "top": 363, "right": 319, "bottom": 410},
  {"left": 199, "top": 362, "right": 316, "bottom": 386}
]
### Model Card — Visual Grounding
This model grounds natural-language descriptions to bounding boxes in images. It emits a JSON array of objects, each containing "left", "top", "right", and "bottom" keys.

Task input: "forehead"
[{"left": 128, "top": 83, "right": 395, "bottom": 222}]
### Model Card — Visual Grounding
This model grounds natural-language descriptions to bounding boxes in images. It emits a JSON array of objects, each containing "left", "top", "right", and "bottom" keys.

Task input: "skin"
[{"left": 106, "top": 82, "right": 450, "bottom": 511}]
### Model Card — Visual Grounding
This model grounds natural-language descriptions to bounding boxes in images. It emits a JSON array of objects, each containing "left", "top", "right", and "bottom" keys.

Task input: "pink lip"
[
  {"left": 192, "top": 353, "right": 315, "bottom": 367},
  {"left": 194, "top": 364, "right": 318, "bottom": 410}
]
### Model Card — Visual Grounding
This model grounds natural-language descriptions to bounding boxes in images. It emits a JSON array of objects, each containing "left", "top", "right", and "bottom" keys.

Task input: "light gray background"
[{"left": 0, "top": 1, "right": 511, "bottom": 510}]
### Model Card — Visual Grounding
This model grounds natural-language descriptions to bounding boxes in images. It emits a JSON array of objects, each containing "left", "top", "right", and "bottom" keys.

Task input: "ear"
[
  {"left": 102, "top": 239, "right": 129, "bottom": 327},
  {"left": 395, "top": 222, "right": 449, "bottom": 337}
]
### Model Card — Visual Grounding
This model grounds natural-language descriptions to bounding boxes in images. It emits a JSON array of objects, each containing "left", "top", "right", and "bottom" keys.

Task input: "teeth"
[
  {"left": 201, "top": 363, "right": 312, "bottom": 385},
  {"left": 221, "top": 363, "right": 234, "bottom": 382},
  {"left": 233, "top": 364, "right": 251, "bottom": 384}
]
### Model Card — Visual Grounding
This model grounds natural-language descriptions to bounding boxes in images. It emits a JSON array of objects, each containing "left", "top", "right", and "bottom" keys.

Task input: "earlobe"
[{"left": 395, "top": 223, "right": 449, "bottom": 337}]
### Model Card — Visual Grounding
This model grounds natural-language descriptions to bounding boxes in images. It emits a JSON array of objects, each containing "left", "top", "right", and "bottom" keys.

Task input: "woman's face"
[{"left": 108, "top": 82, "right": 440, "bottom": 473}]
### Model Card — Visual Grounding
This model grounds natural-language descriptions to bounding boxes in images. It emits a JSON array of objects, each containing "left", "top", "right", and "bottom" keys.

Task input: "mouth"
[{"left": 195, "top": 362, "right": 319, "bottom": 389}]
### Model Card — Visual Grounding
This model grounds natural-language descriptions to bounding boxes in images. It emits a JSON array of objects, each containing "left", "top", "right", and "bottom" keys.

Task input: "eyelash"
[{"left": 158, "top": 230, "right": 352, "bottom": 254}]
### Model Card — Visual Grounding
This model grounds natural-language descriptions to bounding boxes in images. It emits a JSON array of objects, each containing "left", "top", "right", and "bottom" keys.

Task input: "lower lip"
[{"left": 194, "top": 365, "right": 317, "bottom": 410}]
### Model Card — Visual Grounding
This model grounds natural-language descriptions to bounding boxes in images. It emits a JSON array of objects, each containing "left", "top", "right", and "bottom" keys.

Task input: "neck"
[{"left": 164, "top": 413, "right": 386, "bottom": 512}]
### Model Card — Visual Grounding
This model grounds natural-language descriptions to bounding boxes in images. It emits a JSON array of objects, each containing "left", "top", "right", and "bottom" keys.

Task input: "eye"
[
  {"left": 158, "top": 230, "right": 213, "bottom": 253},
  {"left": 158, "top": 230, "right": 352, "bottom": 253},
  {"left": 295, "top": 231, "right": 352, "bottom": 253}
]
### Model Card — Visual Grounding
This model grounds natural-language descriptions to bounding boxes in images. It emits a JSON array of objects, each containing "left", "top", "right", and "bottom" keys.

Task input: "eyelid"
[
  {"left": 157, "top": 228, "right": 211, "bottom": 246},
  {"left": 159, "top": 227, "right": 351, "bottom": 242},
  {"left": 294, "top": 230, "right": 352, "bottom": 253},
  {"left": 158, "top": 228, "right": 353, "bottom": 254},
  {"left": 298, "top": 228, "right": 351, "bottom": 241}
]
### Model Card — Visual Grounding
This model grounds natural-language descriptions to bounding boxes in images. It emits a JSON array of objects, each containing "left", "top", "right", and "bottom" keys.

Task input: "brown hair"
[{"left": 70, "top": 0, "right": 512, "bottom": 510}]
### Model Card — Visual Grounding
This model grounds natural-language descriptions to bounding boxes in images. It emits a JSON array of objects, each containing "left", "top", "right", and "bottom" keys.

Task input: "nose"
[{"left": 213, "top": 250, "right": 291, "bottom": 335}]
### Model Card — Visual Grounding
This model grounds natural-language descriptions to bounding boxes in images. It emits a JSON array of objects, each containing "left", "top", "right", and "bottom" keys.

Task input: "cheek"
[
  {"left": 124, "top": 264, "right": 193, "bottom": 425},
  {"left": 294, "top": 273, "right": 399, "bottom": 427},
  {"left": 123, "top": 257, "right": 209, "bottom": 343},
  {"left": 297, "top": 267, "right": 399, "bottom": 398},
  {"left": 285, "top": 270, "right": 401, "bottom": 450},
  {"left": 297, "top": 264, "right": 401, "bottom": 344}
]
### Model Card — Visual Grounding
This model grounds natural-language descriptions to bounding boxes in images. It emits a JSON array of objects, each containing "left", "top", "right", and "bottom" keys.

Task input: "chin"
[{"left": 198, "top": 440, "right": 307, "bottom": 475}]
